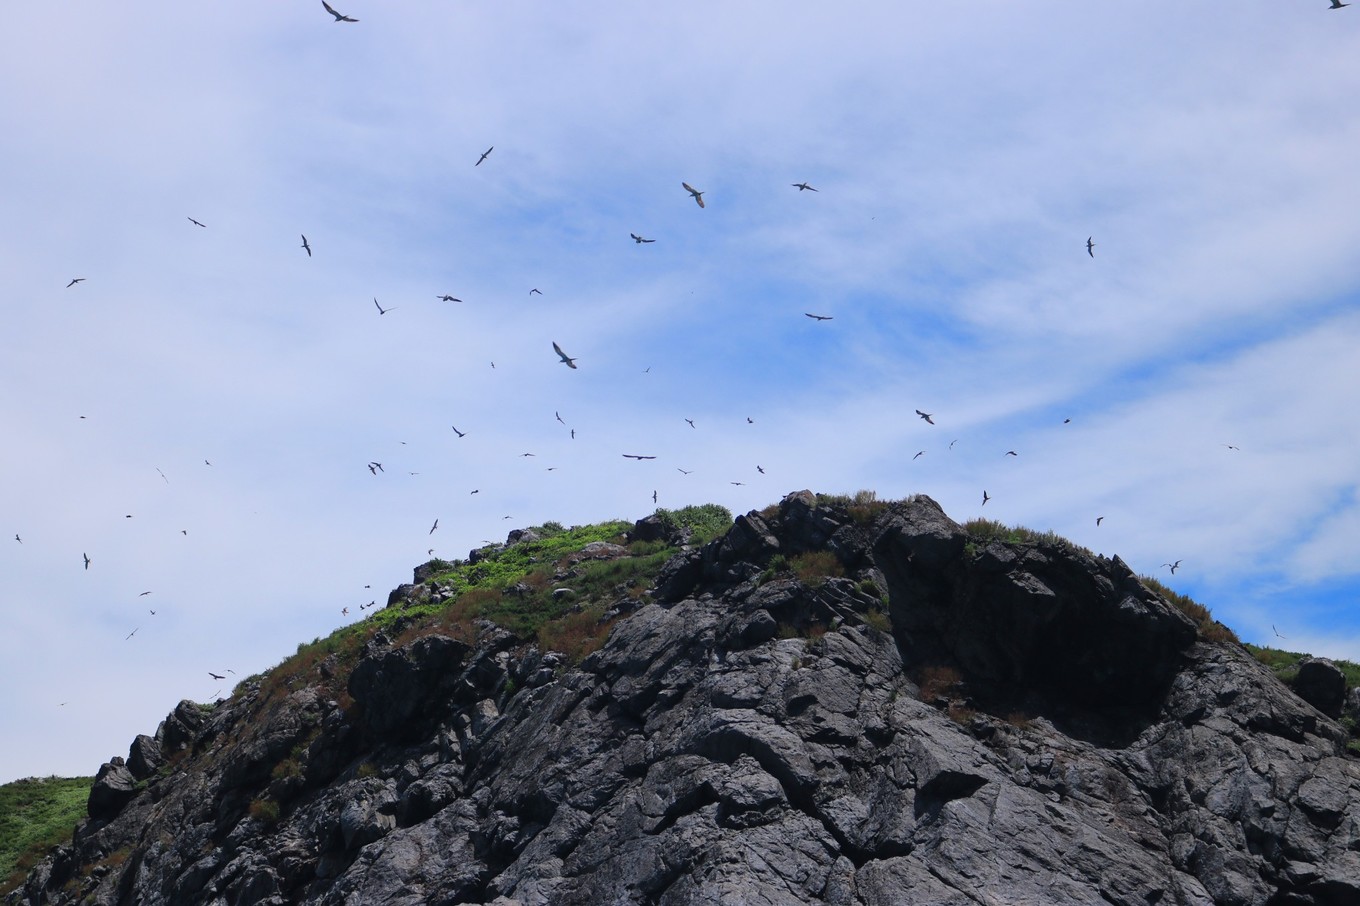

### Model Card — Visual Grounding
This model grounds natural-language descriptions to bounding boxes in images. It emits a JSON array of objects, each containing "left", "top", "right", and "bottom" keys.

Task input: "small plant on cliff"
[
  {"left": 790, "top": 550, "right": 844, "bottom": 585},
  {"left": 247, "top": 796, "right": 280, "bottom": 826},
  {"left": 1139, "top": 575, "right": 1240, "bottom": 645}
]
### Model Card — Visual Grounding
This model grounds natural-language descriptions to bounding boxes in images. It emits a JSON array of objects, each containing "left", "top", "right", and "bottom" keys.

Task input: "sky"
[{"left": 1, "top": 1, "right": 1358, "bottom": 784}]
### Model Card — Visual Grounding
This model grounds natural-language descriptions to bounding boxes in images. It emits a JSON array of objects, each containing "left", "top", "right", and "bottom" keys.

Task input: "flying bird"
[
  {"left": 521, "top": 452, "right": 536, "bottom": 457},
  {"left": 552, "top": 341, "right": 578, "bottom": 369},
  {"left": 437, "top": 295, "right": 462, "bottom": 302},
  {"left": 555, "top": 411, "right": 566, "bottom": 425},
  {"left": 342, "top": 607, "right": 349, "bottom": 616},
  {"left": 66, "top": 278, "right": 85, "bottom": 288},
  {"left": 630, "top": 233, "right": 656, "bottom": 244},
  {"left": 452, "top": 425, "right": 466, "bottom": 438},
  {"left": 13, "top": 535, "right": 19, "bottom": 543},
  {"left": 208, "top": 672, "right": 225, "bottom": 681},
  {"left": 622, "top": 454, "right": 657, "bottom": 460},
  {"left": 677, "top": 468, "right": 692, "bottom": 475},
  {"left": 792, "top": 182, "right": 818, "bottom": 192},
  {"left": 746, "top": 417, "right": 754, "bottom": 424},
  {"left": 300, "top": 234, "right": 311, "bottom": 256},
  {"left": 322, "top": 1, "right": 358, "bottom": 22},
  {"left": 83, "top": 553, "right": 90, "bottom": 570},
  {"left": 476, "top": 146, "right": 494, "bottom": 166},
  {"left": 1005, "top": 451, "right": 1018, "bottom": 457},
  {"left": 1096, "top": 516, "right": 1104, "bottom": 526},
  {"left": 913, "top": 451, "right": 924, "bottom": 460},
  {"left": 652, "top": 490, "right": 658, "bottom": 503},
  {"left": 805, "top": 313, "right": 833, "bottom": 321},
  {"left": 1162, "top": 560, "right": 1182, "bottom": 574},
  {"left": 139, "top": 591, "right": 152, "bottom": 597},
  {"left": 682, "top": 182, "right": 705, "bottom": 208},
  {"left": 374, "top": 298, "right": 395, "bottom": 315},
  {"left": 187, "top": 217, "right": 206, "bottom": 228},
  {"left": 685, "top": 418, "right": 696, "bottom": 429},
  {"left": 530, "top": 288, "right": 543, "bottom": 295},
  {"left": 429, "top": 519, "right": 438, "bottom": 534},
  {"left": 368, "top": 461, "right": 383, "bottom": 474},
  {"left": 1086, "top": 237, "right": 1096, "bottom": 258},
  {"left": 1329, "top": 0, "right": 1349, "bottom": 9},
  {"left": 981, "top": 490, "right": 991, "bottom": 506},
  {"left": 730, "top": 481, "right": 745, "bottom": 486},
  {"left": 126, "top": 628, "right": 139, "bottom": 640},
  {"left": 1223, "top": 444, "right": 1240, "bottom": 451},
  {"left": 916, "top": 410, "right": 935, "bottom": 425},
  {"left": 1272, "top": 624, "right": 1287, "bottom": 638},
  {"left": 756, "top": 465, "right": 765, "bottom": 474}
]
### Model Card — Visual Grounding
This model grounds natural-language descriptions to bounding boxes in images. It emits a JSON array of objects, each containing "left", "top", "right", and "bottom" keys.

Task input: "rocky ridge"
[{"left": 7, "top": 492, "right": 1359, "bottom": 905}]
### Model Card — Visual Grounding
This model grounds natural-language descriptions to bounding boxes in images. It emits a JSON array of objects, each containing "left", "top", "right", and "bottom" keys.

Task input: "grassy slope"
[{"left": 0, "top": 776, "right": 93, "bottom": 895}]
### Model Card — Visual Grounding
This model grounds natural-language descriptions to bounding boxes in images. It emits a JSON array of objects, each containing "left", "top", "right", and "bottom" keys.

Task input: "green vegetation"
[
  {"left": 1244, "top": 644, "right": 1360, "bottom": 689},
  {"left": 0, "top": 775, "right": 93, "bottom": 895},
  {"left": 649, "top": 504, "right": 733, "bottom": 545},
  {"left": 962, "top": 518, "right": 1090, "bottom": 554}
]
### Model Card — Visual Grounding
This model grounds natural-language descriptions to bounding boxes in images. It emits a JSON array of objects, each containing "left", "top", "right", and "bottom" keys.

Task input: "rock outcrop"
[{"left": 8, "top": 493, "right": 1359, "bottom": 906}]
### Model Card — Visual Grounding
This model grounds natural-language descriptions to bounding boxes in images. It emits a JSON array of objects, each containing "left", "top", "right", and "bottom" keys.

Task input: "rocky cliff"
[{"left": 8, "top": 492, "right": 1359, "bottom": 905}]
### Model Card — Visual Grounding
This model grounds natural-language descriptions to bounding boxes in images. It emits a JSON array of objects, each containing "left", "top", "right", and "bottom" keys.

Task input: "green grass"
[
  {"left": 0, "top": 775, "right": 93, "bottom": 895},
  {"left": 1244, "top": 643, "right": 1360, "bottom": 689}
]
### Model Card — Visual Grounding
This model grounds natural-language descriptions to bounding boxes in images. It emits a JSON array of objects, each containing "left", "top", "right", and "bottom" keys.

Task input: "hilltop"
[{"left": 5, "top": 492, "right": 1360, "bottom": 905}]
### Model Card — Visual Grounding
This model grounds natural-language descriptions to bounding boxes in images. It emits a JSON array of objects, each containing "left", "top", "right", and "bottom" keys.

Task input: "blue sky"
[{"left": 2, "top": 2, "right": 1358, "bottom": 783}]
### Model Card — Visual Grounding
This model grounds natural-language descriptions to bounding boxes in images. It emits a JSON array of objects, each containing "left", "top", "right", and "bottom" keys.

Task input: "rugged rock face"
[{"left": 9, "top": 493, "right": 1360, "bottom": 906}]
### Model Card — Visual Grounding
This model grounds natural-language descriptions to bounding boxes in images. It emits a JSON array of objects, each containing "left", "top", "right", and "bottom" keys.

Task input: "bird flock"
[{"left": 14, "top": 1, "right": 1348, "bottom": 740}]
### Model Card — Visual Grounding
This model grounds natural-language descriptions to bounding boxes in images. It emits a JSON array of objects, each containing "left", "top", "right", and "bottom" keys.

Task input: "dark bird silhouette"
[
  {"left": 1330, "top": 0, "right": 1349, "bottom": 9},
  {"left": 730, "top": 481, "right": 745, "bottom": 486},
  {"left": 677, "top": 468, "right": 692, "bottom": 474},
  {"left": 756, "top": 465, "right": 765, "bottom": 474},
  {"left": 470, "top": 489, "right": 479, "bottom": 494},
  {"left": 300, "top": 234, "right": 311, "bottom": 256},
  {"left": 556, "top": 411, "right": 566, "bottom": 425},
  {"left": 374, "top": 298, "right": 394, "bottom": 315},
  {"left": 530, "top": 288, "right": 543, "bottom": 295},
  {"left": 521, "top": 452, "right": 536, "bottom": 457},
  {"left": 476, "top": 146, "right": 494, "bottom": 166},
  {"left": 83, "top": 553, "right": 90, "bottom": 570},
  {"left": 1223, "top": 444, "right": 1240, "bottom": 451},
  {"left": 1063, "top": 418, "right": 1072, "bottom": 424},
  {"left": 1096, "top": 516, "right": 1105, "bottom": 526},
  {"left": 368, "top": 461, "right": 383, "bottom": 474},
  {"left": 156, "top": 468, "right": 169, "bottom": 484},
  {"left": 139, "top": 591, "right": 152, "bottom": 596},
  {"left": 746, "top": 417, "right": 754, "bottom": 424},
  {"left": 452, "top": 425, "right": 466, "bottom": 438},
  {"left": 571, "top": 428, "right": 575, "bottom": 439},
  {"left": 682, "top": 182, "right": 705, "bottom": 208},
  {"left": 652, "top": 490, "right": 658, "bottom": 503},
  {"left": 188, "top": 217, "right": 206, "bottom": 228},
  {"left": 792, "top": 182, "right": 818, "bottom": 192},
  {"left": 1162, "top": 560, "right": 1182, "bottom": 574},
  {"left": 66, "top": 278, "right": 85, "bottom": 288},
  {"left": 1087, "top": 237, "right": 1096, "bottom": 258},
  {"left": 685, "top": 418, "right": 696, "bottom": 429},
  {"left": 437, "top": 295, "right": 462, "bottom": 302},
  {"left": 429, "top": 519, "right": 438, "bottom": 534},
  {"left": 913, "top": 451, "right": 924, "bottom": 460},
  {"left": 622, "top": 454, "right": 657, "bottom": 460},
  {"left": 13, "top": 534, "right": 19, "bottom": 543},
  {"left": 342, "top": 607, "right": 349, "bottom": 615},
  {"left": 322, "top": 1, "right": 358, "bottom": 22},
  {"left": 552, "top": 341, "right": 578, "bottom": 369},
  {"left": 630, "top": 233, "right": 656, "bottom": 244},
  {"left": 805, "top": 313, "right": 833, "bottom": 321},
  {"left": 982, "top": 490, "right": 991, "bottom": 506},
  {"left": 1005, "top": 451, "right": 1018, "bottom": 457},
  {"left": 126, "top": 627, "right": 139, "bottom": 640},
  {"left": 209, "top": 672, "right": 225, "bottom": 680},
  {"left": 1272, "top": 624, "right": 1287, "bottom": 638},
  {"left": 916, "top": 410, "right": 935, "bottom": 425}
]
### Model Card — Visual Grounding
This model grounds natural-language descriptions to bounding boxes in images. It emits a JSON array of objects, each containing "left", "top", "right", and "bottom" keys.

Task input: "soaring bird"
[
  {"left": 437, "top": 295, "right": 462, "bottom": 302},
  {"left": 300, "top": 234, "right": 311, "bottom": 256},
  {"left": 208, "top": 672, "right": 225, "bottom": 681},
  {"left": 682, "top": 182, "right": 705, "bottom": 208},
  {"left": 805, "top": 313, "right": 833, "bottom": 321},
  {"left": 1162, "top": 560, "right": 1182, "bottom": 574},
  {"left": 1096, "top": 516, "right": 1104, "bottom": 526},
  {"left": 13, "top": 535, "right": 19, "bottom": 543},
  {"left": 1223, "top": 444, "right": 1240, "bottom": 451},
  {"left": 677, "top": 468, "right": 692, "bottom": 474},
  {"left": 188, "top": 217, "right": 206, "bottom": 228},
  {"left": 552, "top": 341, "right": 578, "bottom": 369},
  {"left": 913, "top": 451, "right": 924, "bottom": 460},
  {"left": 1272, "top": 624, "right": 1287, "bottom": 638},
  {"left": 452, "top": 425, "right": 466, "bottom": 438},
  {"left": 630, "top": 233, "right": 656, "bottom": 244},
  {"left": 746, "top": 417, "right": 754, "bottom": 424},
  {"left": 368, "top": 461, "right": 384, "bottom": 474},
  {"left": 139, "top": 591, "right": 152, "bottom": 597},
  {"left": 652, "top": 490, "right": 658, "bottom": 503},
  {"left": 1086, "top": 237, "right": 1096, "bottom": 258},
  {"left": 982, "top": 490, "right": 991, "bottom": 506},
  {"left": 126, "top": 628, "right": 139, "bottom": 640},
  {"left": 916, "top": 410, "right": 935, "bottom": 425},
  {"left": 730, "top": 481, "right": 745, "bottom": 486},
  {"left": 1005, "top": 451, "right": 1018, "bottom": 457},
  {"left": 1330, "top": 0, "right": 1349, "bottom": 9},
  {"left": 429, "top": 519, "right": 438, "bottom": 535},
  {"left": 476, "top": 146, "right": 494, "bottom": 166},
  {"left": 792, "top": 182, "right": 818, "bottom": 192},
  {"left": 374, "top": 298, "right": 394, "bottom": 315},
  {"left": 622, "top": 454, "right": 657, "bottom": 460},
  {"left": 66, "top": 278, "right": 85, "bottom": 288},
  {"left": 685, "top": 418, "right": 696, "bottom": 429},
  {"left": 322, "top": 1, "right": 358, "bottom": 22},
  {"left": 83, "top": 553, "right": 90, "bottom": 570},
  {"left": 555, "top": 411, "right": 566, "bottom": 425},
  {"left": 756, "top": 465, "right": 765, "bottom": 474},
  {"left": 530, "top": 288, "right": 543, "bottom": 295}
]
